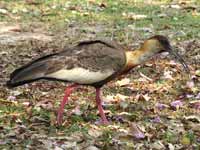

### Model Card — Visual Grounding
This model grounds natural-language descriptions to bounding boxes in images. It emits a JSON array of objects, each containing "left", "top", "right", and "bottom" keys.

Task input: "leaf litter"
[{"left": 0, "top": 0, "right": 200, "bottom": 149}]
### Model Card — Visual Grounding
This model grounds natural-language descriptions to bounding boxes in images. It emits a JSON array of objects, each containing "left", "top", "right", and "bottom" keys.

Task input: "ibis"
[{"left": 7, "top": 35, "right": 189, "bottom": 125}]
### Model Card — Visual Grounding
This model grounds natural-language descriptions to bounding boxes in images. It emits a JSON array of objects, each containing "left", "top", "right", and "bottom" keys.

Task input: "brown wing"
[
  {"left": 7, "top": 40, "right": 126, "bottom": 87},
  {"left": 54, "top": 40, "right": 126, "bottom": 72}
]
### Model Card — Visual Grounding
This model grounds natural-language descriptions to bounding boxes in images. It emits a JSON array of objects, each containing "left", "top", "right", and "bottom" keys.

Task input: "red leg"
[
  {"left": 57, "top": 84, "right": 78, "bottom": 125},
  {"left": 95, "top": 88, "right": 109, "bottom": 124}
]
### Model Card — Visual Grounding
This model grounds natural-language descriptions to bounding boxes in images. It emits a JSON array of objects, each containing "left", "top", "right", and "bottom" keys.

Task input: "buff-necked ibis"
[{"left": 7, "top": 35, "right": 189, "bottom": 125}]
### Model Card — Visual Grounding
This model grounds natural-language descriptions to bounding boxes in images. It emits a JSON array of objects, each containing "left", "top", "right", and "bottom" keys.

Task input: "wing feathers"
[{"left": 7, "top": 39, "right": 126, "bottom": 87}]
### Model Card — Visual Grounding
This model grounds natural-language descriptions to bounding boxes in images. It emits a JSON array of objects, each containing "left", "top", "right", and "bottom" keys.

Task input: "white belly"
[{"left": 46, "top": 67, "right": 114, "bottom": 84}]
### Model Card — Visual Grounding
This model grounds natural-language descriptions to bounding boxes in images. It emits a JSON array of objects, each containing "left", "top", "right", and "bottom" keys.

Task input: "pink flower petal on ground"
[
  {"left": 155, "top": 103, "right": 168, "bottom": 110},
  {"left": 151, "top": 116, "right": 162, "bottom": 123},
  {"left": 71, "top": 106, "right": 82, "bottom": 116},
  {"left": 7, "top": 95, "right": 16, "bottom": 101},
  {"left": 196, "top": 93, "right": 200, "bottom": 99},
  {"left": 186, "top": 81, "right": 194, "bottom": 89},
  {"left": 170, "top": 100, "right": 183, "bottom": 109},
  {"left": 131, "top": 123, "right": 145, "bottom": 139},
  {"left": 22, "top": 102, "right": 31, "bottom": 107},
  {"left": 134, "top": 132, "right": 145, "bottom": 139},
  {"left": 186, "top": 94, "right": 194, "bottom": 98}
]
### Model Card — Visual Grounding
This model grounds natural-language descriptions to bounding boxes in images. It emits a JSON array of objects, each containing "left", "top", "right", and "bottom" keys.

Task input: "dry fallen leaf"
[
  {"left": 138, "top": 72, "right": 153, "bottom": 82},
  {"left": 186, "top": 80, "right": 195, "bottom": 89},
  {"left": 104, "top": 93, "right": 128, "bottom": 104},
  {"left": 71, "top": 106, "right": 83, "bottom": 116},
  {"left": 155, "top": 103, "right": 169, "bottom": 110},
  {"left": 86, "top": 146, "right": 100, "bottom": 150},
  {"left": 22, "top": 101, "right": 31, "bottom": 107},
  {"left": 136, "top": 93, "right": 151, "bottom": 101},
  {"left": 184, "top": 115, "right": 200, "bottom": 123},
  {"left": 130, "top": 123, "right": 145, "bottom": 139},
  {"left": 0, "top": 9, "right": 7, "bottom": 14},
  {"left": 162, "top": 70, "right": 173, "bottom": 80},
  {"left": 35, "top": 99, "right": 53, "bottom": 110},
  {"left": 122, "top": 12, "right": 147, "bottom": 20},
  {"left": 116, "top": 78, "right": 130, "bottom": 86},
  {"left": 196, "top": 93, "right": 200, "bottom": 99},
  {"left": 0, "top": 24, "right": 21, "bottom": 33},
  {"left": 88, "top": 125, "right": 103, "bottom": 138},
  {"left": 168, "top": 143, "right": 175, "bottom": 150},
  {"left": 189, "top": 100, "right": 200, "bottom": 110},
  {"left": 151, "top": 140, "right": 165, "bottom": 150},
  {"left": 170, "top": 4, "right": 181, "bottom": 9}
]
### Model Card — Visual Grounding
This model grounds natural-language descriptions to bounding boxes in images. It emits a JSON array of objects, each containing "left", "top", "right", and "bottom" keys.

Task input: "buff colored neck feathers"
[{"left": 125, "top": 39, "right": 162, "bottom": 70}]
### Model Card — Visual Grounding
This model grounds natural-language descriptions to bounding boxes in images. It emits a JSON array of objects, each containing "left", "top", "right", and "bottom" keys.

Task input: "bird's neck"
[{"left": 125, "top": 48, "right": 156, "bottom": 68}]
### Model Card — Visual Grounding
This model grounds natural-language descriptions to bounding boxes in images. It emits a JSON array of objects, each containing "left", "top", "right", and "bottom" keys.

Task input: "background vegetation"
[{"left": 0, "top": 0, "right": 199, "bottom": 149}]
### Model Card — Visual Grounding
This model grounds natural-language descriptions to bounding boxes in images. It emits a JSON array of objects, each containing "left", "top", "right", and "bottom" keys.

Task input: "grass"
[
  {"left": 1, "top": 0, "right": 200, "bottom": 40},
  {"left": 0, "top": 0, "right": 200, "bottom": 149}
]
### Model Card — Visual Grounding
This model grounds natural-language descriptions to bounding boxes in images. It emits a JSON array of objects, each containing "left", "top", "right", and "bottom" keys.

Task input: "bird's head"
[{"left": 142, "top": 35, "right": 189, "bottom": 72}]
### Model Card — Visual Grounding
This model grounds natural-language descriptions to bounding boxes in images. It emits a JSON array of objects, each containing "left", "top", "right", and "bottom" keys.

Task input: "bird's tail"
[{"left": 6, "top": 54, "right": 55, "bottom": 88}]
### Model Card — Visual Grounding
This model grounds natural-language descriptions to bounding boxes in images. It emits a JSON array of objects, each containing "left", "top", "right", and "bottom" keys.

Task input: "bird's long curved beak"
[{"left": 168, "top": 46, "right": 190, "bottom": 73}]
